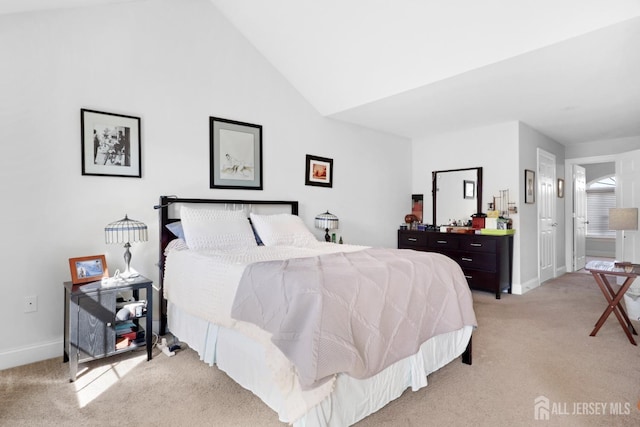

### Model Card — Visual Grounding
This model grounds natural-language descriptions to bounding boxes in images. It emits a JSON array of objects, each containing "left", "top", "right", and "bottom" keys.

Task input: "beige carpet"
[{"left": 2, "top": 272, "right": 640, "bottom": 426}]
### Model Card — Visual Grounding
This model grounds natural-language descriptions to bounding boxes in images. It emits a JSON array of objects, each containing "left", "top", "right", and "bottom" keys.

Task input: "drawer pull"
[
  {"left": 464, "top": 275, "right": 473, "bottom": 279},
  {"left": 461, "top": 257, "right": 473, "bottom": 262},
  {"left": 436, "top": 240, "right": 448, "bottom": 244},
  {"left": 470, "top": 243, "right": 482, "bottom": 247},
  {"left": 407, "top": 238, "right": 417, "bottom": 242}
]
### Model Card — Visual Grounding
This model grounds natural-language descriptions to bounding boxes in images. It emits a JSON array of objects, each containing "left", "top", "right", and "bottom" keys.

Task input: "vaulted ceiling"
[{"left": 3, "top": 0, "right": 640, "bottom": 145}]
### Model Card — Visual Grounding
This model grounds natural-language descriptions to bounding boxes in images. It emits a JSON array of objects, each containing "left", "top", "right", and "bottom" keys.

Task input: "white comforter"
[{"left": 163, "top": 241, "right": 369, "bottom": 419}]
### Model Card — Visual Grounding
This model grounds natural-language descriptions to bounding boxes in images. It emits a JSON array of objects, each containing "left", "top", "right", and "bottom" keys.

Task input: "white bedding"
[{"left": 163, "top": 241, "right": 473, "bottom": 425}]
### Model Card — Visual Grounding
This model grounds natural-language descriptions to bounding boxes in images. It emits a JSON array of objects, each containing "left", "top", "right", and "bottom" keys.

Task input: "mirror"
[{"left": 432, "top": 167, "right": 483, "bottom": 226}]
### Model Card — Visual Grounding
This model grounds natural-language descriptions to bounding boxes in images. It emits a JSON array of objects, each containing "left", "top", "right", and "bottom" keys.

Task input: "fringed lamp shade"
[
  {"left": 315, "top": 211, "right": 339, "bottom": 242},
  {"left": 105, "top": 215, "right": 148, "bottom": 277}
]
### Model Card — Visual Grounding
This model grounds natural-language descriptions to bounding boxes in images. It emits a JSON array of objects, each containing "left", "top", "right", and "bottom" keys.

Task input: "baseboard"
[
  {"left": 0, "top": 339, "right": 62, "bottom": 371},
  {"left": 1, "top": 322, "right": 162, "bottom": 372},
  {"left": 512, "top": 277, "right": 540, "bottom": 295}
]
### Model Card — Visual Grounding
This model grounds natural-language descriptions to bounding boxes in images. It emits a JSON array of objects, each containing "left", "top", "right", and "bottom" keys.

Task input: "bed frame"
[{"left": 154, "top": 195, "right": 471, "bottom": 364}]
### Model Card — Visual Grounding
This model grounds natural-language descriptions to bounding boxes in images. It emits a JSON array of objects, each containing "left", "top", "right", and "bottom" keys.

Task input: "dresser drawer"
[
  {"left": 460, "top": 238, "right": 496, "bottom": 253},
  {"left": 427, "top": 234, "right": 459, "bottom": 250},
  {"left": 398, "top": 231, "right": 428, "bottom": 248},
  {"left": 461, "top": 269, "right": 499, "bottom": 292},
  {"left": 456, "top": 252, "right": 496, "bottom": 272}
]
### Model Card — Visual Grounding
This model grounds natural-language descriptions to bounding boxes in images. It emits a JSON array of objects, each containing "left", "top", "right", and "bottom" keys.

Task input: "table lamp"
[
  {"left": 315, "top": 211, "right": 339, "bottom": 242},
  {"left": 609, "top": 207, "right": 638, "bottom": 263},
  {"left": 105, "top": 214, "right": 148, "bottom": 278}
]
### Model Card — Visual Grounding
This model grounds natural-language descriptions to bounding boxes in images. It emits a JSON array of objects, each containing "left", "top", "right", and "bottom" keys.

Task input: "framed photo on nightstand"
[{"left": 69, "top": 255, "right": 109, "bottom": 285}]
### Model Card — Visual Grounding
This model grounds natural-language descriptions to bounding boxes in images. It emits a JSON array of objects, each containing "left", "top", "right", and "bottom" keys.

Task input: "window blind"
[{"left": 586, "top": 188, "right": 616, "bottom": 237}]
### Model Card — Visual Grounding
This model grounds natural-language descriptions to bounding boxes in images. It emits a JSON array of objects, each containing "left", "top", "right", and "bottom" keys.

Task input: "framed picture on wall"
[
  {"left": 463, "top": 180, "right": 475, "bottom": 199},
  {"left": 305, "top": 154, "right": 333, "bottom": 188},
  {"left": 525, "top": 169, "right": 536, "bottom": 204},
  {"left": 81, "top": 109, "right": 142, "bottom": 178},
  {"left": 210, "top": 116, "right": 263, "bottom": 190},
  {"left": 557, "top": 178, "right": 564, "bottom": 198}
]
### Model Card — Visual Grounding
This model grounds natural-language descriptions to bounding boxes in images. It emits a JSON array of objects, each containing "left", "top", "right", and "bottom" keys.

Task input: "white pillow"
[
  {"left": 249, "top": 213, "right": 317, "bottom": 246},
  {"left": 180, "top": 206, "right": 256, "bottom": 251}
]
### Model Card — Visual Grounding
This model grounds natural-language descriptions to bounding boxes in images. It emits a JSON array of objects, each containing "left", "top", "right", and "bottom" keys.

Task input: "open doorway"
[{"left": 564, "top": 156, "right": 616, "bottom": 272}]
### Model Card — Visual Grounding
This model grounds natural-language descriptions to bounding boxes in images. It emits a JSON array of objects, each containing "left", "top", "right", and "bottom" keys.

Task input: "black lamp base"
[{"left": 324, "top": 229, "right": 330, "bottom": 242}]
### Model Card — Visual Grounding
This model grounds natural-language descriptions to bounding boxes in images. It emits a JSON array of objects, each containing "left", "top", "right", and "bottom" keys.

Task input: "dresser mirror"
[{"left": 432, "top": 167, "right": 483, "bottom": 226}]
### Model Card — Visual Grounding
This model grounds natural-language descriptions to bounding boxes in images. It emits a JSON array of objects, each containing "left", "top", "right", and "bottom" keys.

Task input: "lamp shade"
[
  {"left": 105, "top": 215, "right": 147, "bottom": 278},
  {"left": 105, "top": 215, "right": 148, "bottom": 243},
  {"left": 315, "top": 211, "right": 339, "bottom": 231},
  {"left": 609, "top": 208, "right": 638, "bottom": 231}
]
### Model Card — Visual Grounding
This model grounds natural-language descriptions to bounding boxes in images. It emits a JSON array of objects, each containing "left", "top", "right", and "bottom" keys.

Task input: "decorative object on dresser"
[
  {"left": 398, "top": 229, "right": 513, "bottom": 299},
  {"left": 315, "top": 210, "right": 339, "bottom": 242},
  {"left": 105, "top": 215, "right": 148, "bottom": 278},
  {"left": 63, "top": 275, "right": 153, "bottom": 381},
  {"left": 80, "top": 109, "right": 142, "bottom": 178},
  {"left": 68, "top": 254, "right": 109, "bottom": 285},
  {"left": 412, "top": 194, "right": 423, "bottom": 223},
  {"left": 305, "top": 154, "right": 333, "bottom": 187},
  {"left": 209, "top": 116, "right": 263, "bottom": 190}
]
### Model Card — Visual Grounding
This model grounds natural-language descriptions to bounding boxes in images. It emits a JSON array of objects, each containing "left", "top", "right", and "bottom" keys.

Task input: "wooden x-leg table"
[{"left": 585, "top": 261, "right": 638, "bottom": 345}]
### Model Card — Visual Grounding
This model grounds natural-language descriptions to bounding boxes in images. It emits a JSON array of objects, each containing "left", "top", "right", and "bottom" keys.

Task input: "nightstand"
[{"left": 63, "top": 275, "right": 153, "bottom": 382}]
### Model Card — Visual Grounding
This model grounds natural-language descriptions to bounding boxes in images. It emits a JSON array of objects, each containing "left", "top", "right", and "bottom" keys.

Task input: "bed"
[{"left": 155, "top": 196, "right": 476, "bottom": 426}]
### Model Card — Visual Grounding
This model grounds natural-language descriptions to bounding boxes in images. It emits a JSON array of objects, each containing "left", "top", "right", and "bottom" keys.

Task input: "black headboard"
[{"left": 154, "top": 196, "right": 299, "bottom": 335}]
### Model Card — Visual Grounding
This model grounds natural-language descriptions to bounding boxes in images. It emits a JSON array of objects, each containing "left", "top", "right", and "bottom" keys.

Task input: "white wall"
[
  {"left": 518, "top": 123, "right": 566, "bottom": 291},
  {"left": 0, "top": 0, "right": 411, "bottom": 370}
]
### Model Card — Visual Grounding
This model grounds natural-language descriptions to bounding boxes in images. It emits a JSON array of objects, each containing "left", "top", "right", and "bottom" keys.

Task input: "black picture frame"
[
  {"left": 463, "top": 180, "right": 475, "bottom": 199},
  {"left": 210, "top": 117, "right": 263, "bottom": 190},
  {"left": 557, "top": 178, "right": 564, "bottom": 198},
  {"left": 525, "top": 169, "right": 536, "bottom": 204},
  {"left": 305, "top": 154, "right": 333, "bottom": 188},
  {"left": 81, "top": 109, "right": 142, "bottom": 178}
]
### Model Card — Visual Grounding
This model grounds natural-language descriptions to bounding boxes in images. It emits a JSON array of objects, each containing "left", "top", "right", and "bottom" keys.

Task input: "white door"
[
  {"left": 616, "top": 149, "right": 640, "bottom": 263},
  {"left": 538, "top": 149, "right": 556, "bottom": 283},
  {"left": 573, "top": 165, "right": 587, "bottom": 271}
]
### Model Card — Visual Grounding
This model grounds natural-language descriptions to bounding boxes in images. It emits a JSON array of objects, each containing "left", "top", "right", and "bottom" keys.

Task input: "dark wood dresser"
[{"left": 398, "top": 230, "right": 513, "bottom": 299}]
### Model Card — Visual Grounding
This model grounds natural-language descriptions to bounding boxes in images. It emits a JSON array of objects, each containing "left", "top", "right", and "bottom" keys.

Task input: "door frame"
[{"left": 564, "top": 154, "right": 616, "bottom": 272}]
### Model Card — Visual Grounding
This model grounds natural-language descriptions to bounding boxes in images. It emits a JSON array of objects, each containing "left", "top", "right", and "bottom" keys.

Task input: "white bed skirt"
[{"left": 167, "top": 302, "right": 472, "bottom": 427}]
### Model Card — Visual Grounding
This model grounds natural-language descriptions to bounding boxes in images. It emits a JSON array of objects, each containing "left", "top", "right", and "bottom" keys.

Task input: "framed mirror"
[{"left": 432, "top": 167, "right": 482, "bottom": 226}]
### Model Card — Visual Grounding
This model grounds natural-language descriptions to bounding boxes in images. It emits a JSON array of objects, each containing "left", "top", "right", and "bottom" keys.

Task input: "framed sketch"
[
  {"left": 210, "top": 117, "right": 263, "bottom": 190},
  {"left": 525, "top": 169, "right": 536, "bottom": 204},
  {"left": 464, "top": 180, "right": 475, "bottom": 199},
  {"left": 81, "top": 109, "right": 141, "bottom": 178},
  {"left": 69, "top": 255, "right": 109, "bottom": 285},
  {"left": 557, "top": 178, "right": 564, "bottom": 198},
  {"left": 305, "top": 154, "right": 333, "bottom": 188}
]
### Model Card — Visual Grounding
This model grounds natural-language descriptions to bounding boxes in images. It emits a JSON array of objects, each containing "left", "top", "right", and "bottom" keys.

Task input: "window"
[{"left": 586, "top": 176, "right": 616, "bottom": 237}]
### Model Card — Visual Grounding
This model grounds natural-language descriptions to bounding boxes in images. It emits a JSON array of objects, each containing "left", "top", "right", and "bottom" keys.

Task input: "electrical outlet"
[{"left": 24, "top": 296, "right": 38, "bottom": 313}]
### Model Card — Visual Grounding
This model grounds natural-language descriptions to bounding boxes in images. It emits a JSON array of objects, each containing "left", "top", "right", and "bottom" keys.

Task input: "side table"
[{"left": 585, "top": 261, "right": 638, "bottom": 345}]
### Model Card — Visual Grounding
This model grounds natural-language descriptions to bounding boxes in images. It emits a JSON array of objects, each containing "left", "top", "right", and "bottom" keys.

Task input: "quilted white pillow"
[
  {"left": 249, "top": 213, "right": 317, "bottom": 247},
  {"left": 180, "top": 206, "right": 256, "bottom": 251}
]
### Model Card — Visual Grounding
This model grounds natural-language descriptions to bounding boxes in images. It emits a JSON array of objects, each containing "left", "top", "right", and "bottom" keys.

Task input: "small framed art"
[
  {"left": 557, "top": 178, "right": 564, "bottom": 198},
  {"left": 210, "top": 117, "right": 263, "bottom": 190},
  {"left": 525, "top": 169, "right": 536, "bottom": 204},
  {"left": 81, "top": 109, "right": 142, "bottom": 178},
  {"left": 464, "top": 180, "right": 475, "bottom": 199},
  {"left": 69, "top": 255, "right": 109, "bottom": 285},
  {"left": 305, "top": 154, "right": 333, "bottom": 188}
]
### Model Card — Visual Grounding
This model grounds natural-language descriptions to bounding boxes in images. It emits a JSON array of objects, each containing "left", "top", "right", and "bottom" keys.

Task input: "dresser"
[{"left": 398, "top": 230, "right": 513, "bottom": 299}]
